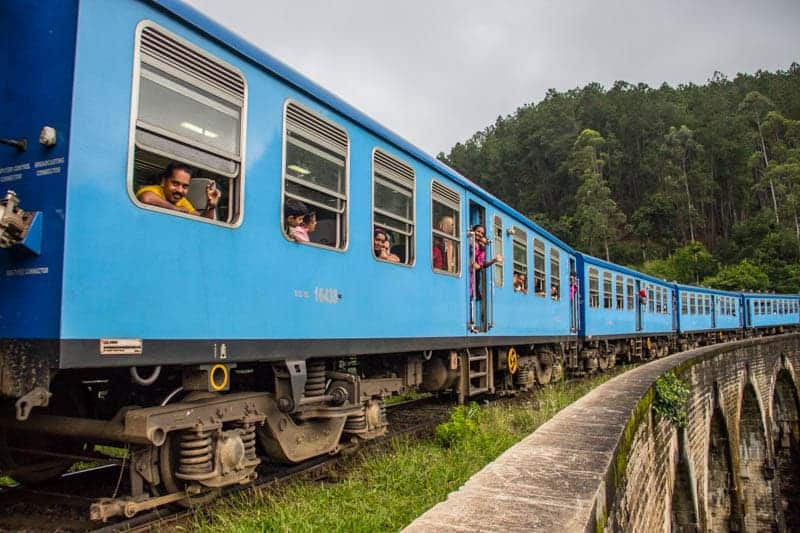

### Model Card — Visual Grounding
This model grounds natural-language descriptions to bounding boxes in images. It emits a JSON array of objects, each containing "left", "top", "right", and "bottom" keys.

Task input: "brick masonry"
[{"left": 404, "top": 334, "right": 800, "bottom": 532}]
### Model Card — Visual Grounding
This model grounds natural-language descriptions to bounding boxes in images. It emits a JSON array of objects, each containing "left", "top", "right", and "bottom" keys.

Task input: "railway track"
[{"left": 0, "top": 395, "right": 452, "bottom": 532}]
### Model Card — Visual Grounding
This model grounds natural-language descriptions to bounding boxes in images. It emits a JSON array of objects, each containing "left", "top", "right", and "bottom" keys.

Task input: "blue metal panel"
[
  {"left": 578, "top": 253, "right": 673, "bottom": 338},
  {"left": 0, "top": 0, "right": 79, "bottom": 338}
]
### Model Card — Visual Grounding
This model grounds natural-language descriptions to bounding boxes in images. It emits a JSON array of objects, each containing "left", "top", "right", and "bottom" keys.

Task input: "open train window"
[
  {"left": 655, "top": 288, "right": 662, "bottom": 314},
  {"left": 431, "top": 181, "right": 461, "bottom": 275},
  {"left": 493, "top": 216, "right": 504, "bottom": 288},
  {"left": 602, "top": 273, "right": 612, "bottom": 309},
  {"left": 533, "top": 239, "right": 546, "bottom": 296},
  {"left": 760, "top": 300, "right": 766, "bottom": 315},
  {"left": 614, "top": 275, "right": 623, "bottom": 310},
  {"left": 733, "top": 300, "right": 737, "bottom": 317},
  {"left": 372, "top": 149, "right": 414, "bottom": 264},
  {"left": 626, "top": 279, "right": 634, "bottom": 310},
  {"left": 681, "top": 293, "right": 688, "bottom": 314},
  {"left": 129, "top": 22, "right": 246, "bottom": 225},
  {"left": 550, "top": 249, "right": 560, "bottom": 300},
  {"left": 664, "top": 289, "right": 671, "bottom": 314},
  {"left": 282, "top": 102, "right": 348, "bottom": 249},
  {"left": 648, "top": 285, "right": 655, "bottom": 313},
  {"left": 589, "top": 268, "right": 599, "bottom": 308},
  {"left": 512, "top": 227, "right": 528, "bottom": 293}
]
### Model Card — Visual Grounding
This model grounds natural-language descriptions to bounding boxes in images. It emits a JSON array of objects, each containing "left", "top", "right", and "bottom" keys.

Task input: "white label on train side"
[
  {"left": 0, "top": 173, "right": 22, "bottom": 183},
  {"left": 100, "top": 338, "right": 143, "bottom": 355},
  {"left": 6, "top": 267, "right": 48, "bottom": 276},
  {"left": 34, "top": 157, "right": 65, "bottom": 168},
  {"left": 36, "top": 166, "right": 61, "bottom": 176},
  {"left": 314, "top": 287, "right": 340, "bottom": 304},
  {"left": 0, "top": 163, "right": 30, "bottom": 174}
]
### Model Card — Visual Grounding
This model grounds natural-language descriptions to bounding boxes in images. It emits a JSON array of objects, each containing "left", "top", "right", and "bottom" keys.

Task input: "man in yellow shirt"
[{"left": 136, "top": 163, "right": 219, "bottom": 220}]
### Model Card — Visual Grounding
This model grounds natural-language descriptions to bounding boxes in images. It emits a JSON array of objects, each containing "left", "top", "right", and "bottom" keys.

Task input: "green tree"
[
  {"left": 702, "top": 260, "right": 770, "bottom": 291},
  {"left": 739, "top": 91, "right": 780, "bottom": 224},
  {"left": 570, "top": 129, "right": 626, "bottom": 261},
  {"left": 662, "top": 125, "right": 704, "bottom": 242}
]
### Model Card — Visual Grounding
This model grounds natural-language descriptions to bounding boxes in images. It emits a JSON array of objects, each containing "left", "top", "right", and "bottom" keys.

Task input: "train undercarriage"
[{"left": 0, "top": 327, "right": 794, "bottom": 519}]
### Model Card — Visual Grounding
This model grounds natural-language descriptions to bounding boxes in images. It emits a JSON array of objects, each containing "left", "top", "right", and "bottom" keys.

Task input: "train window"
[
  {"left": 689, "top": 294, "right": 696, "bottom": 315},
  {"left": 550, "top": 249, "right": 560, "bottom": 300},
  {"left": 372, "top": 150, "right": 414, "bottom": 264},
  {"left": 431, "top": 181, "right": 461, "bottom": 275},
  {"left": 761, "top": 300, "right": 766, "bottom": 315},
  {"left": 705, "top": 295, "right": 711, "bottom": 315},
  {"left": 283, "top": 102, "right": 349, "bottom": 248},
  {"left": 603, "top": 272, "right": 613, "bottom": 309},
  {"left": 655, "top": 288, "right": 662, "bottom": 314},
  {"left": 615, "top": 275, "right": 624, "bottom": 310},
  {"left": 512, "top": 227, "right": 528, "bottom": 292},
  {"left": 648, "top": 285, "right": 655, "bottom": 313},
  {"left": 681, "top": 293, "right": 687, "bottom": 314},
  {"left": 665, "top": 289, "right": 671, "bottom": 314},
  {"left": 533, "top": 239, "right": 546, "bottom": 297},
  {"left": 733, "top": 300, "right": 737, "bottom": 317},
  {"left": 589, "top": 268, "right": 599, "bottom": 308},
  {"left": 493, "top": 216, "right": 504, "bottom": 288},
  {"left": 129, "top": 23, "right": 246, "bottom": 225},
  {"left": 626, "top": 279, "right": 634, "bottom": 310}
]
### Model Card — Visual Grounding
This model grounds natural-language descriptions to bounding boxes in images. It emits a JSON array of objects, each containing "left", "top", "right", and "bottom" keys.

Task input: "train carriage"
[
  {"left": 1, "top": 0, "right": 799, "bottom": 520},
  {"left": 743, "top": 293, "right": 800, "bottom": 332},
  {"left": 674, "top": 285, "right": 742, "bottom": 346},
  {"left": 576, "top": 253, "right": 675, "bottom": 365}
]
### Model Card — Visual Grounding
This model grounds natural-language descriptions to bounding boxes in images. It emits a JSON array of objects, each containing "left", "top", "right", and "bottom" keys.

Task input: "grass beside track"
[{"left": 192, "top": 367, "right": 629, "bottom": 533}]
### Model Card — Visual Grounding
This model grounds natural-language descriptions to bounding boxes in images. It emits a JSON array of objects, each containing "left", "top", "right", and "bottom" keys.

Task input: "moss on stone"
[{"left": 613, "top": 388, "right": 653, "bottom": 489}]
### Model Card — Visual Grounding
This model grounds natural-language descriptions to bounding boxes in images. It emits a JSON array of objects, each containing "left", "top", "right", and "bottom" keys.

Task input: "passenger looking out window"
[
  {"left": 514, "top": 272, "right": 528, "bottom": 294},
  {"left": 374, "top": 229, "right": 399, "bottom": 263},
  {"left": 137, "top": 162, "right": 219, "bottom": 219},
  {"left": 433, "top": 216, "right": 457, "bottom": 272},
  {"left": 569, "top": 272, "right": 578, "bottom": 302},
  {"left": 284, "top": 199, "right": 309, "bottom": 241},
  {"left": 470, "top": 224, "right": 503, "bottom": 297}
]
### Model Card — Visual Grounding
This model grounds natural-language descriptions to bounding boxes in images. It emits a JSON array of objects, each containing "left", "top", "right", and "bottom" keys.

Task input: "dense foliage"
[{"left": 439, "top": 64, "right": 800, "bottom": 292}]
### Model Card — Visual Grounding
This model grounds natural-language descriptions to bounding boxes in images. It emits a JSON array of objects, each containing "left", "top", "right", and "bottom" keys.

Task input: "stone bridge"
[{"left": 405, "top": 334, "right": 800, "bottom": 532}]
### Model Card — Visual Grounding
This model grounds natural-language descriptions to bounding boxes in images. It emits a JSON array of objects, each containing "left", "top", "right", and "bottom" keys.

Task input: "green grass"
[{"left": 192, "top": 368, "right": 627, "bottom": 533}]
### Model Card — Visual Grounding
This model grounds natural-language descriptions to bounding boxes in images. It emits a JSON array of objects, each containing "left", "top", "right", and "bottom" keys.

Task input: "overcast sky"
[{"left": 184, "top": 0, "right": 799, "bottom": 156}]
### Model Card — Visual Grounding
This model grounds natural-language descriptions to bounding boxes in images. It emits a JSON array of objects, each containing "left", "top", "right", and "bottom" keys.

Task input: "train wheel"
[
  {"left": 0, "top": 385, "right": 87, "bottom": 485},
  {"left": 157, "top": 392, "right": 220, "bottom": 507},
  {"left": 534, "top": 354, "right": 553, "bottom": 385}
]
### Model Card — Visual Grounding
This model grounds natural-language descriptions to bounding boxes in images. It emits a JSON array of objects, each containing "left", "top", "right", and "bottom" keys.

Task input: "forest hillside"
[{"left": 438, "top": 64, "right": 800, "bottom": 293}]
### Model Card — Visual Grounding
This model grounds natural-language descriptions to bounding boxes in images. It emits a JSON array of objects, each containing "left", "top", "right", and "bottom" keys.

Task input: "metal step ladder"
[
  {"left": 459, "top": 348, "right": 493, "bottom": 404},
  {"left": 633, "top": 337, "right": 644, "bottom": 359}
]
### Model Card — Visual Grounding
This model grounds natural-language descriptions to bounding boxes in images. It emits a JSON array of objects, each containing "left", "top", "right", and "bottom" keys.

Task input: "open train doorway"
[{"left": 468, "top": 201, "right": 490, "bottom": 333}]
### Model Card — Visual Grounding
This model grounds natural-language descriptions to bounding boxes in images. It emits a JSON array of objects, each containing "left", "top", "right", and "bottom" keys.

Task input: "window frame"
[
  {"left": 127, "top": 20, "right": 248, "bottom": 228},
  {"left": 533, "top": 238, "right": 546, "bottom": 297},
  {"left": 371, "top": 148, "right": 415, "bottom": 266},
  {"left": 511, "top": 227, "right": 528, "bottom": 293},
  {"left": 626, "top": 278, "right": 634, "bottom": 310},
  {"left": 431, "top": 180, "right": 462, "bottom": 277},
  {"left": 550, "top": 248, "right": 560, "bottom": 300},
  {"left": 603, "top": 272, "right": 613, "bottom": 309},
  {"left": 615, "top": 275, "right": 624, "bottom": 310},
  {"left": 589, "top": 268, "right": 600, "bottom": 308},
  {"left": 281, "top": 100, "right": 350, "bottom": 250},
  {"left": 493, "top": 216, "right": 504, "bottom": 288}
]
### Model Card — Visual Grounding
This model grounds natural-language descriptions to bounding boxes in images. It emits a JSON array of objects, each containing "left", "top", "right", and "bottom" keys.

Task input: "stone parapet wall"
[{"left": 404, "top": 334, "right": 800, "bottom": 532}]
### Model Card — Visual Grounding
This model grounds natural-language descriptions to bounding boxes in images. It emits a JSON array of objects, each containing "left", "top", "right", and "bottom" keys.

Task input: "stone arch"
[
  {"left": 670, "top": 427, "right": 698, "bottom": 531},
  {"left": 706, "top": 405, "right": 739, "bottom": 531},
  {"left": 738, "top": 381, "right": 775, "bottom": 531},
  {"left": 772, "top": 368, "right": 800, "bottom": 531}
]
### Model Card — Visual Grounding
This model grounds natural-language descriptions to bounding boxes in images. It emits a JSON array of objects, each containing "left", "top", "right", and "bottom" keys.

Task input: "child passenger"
[
  {"left": 292, "top": 211, "right": 317, "bottom": 243},
  {"left": 284, "top": 199, "right": 309, "bottom": 242}
]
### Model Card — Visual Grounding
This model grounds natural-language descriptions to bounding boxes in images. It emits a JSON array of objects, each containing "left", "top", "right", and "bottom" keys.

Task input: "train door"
[
  {"left": 635, "top": 280, "right": 643, "bottom": 331},
  {"left": 710, "top": 295, "right": 717, "bottom": 329},
  {"left": 468, "top": 201, "right": 489, "bottom": 332},
  {"left": 569, "top": 257, "right": 578, "bottom": 332}
]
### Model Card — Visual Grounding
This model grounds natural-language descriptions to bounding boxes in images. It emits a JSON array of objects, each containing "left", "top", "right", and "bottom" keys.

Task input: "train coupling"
[{"left": 0, "top": 190, "right": 42, "bottom": 255}]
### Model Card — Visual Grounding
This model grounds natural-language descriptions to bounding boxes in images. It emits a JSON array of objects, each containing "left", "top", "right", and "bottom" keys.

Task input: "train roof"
[
  {"left": 149, "top": 0, "right": 576, "bottom": 254},
  {"left": 577, "top": 252, "right": 675, "bottom": 287},
  {"left": 672, "top": 283, "right": 742, "bottom": 297}
]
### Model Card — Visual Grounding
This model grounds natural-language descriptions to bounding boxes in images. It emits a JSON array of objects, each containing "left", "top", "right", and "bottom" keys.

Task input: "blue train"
[{"left": 1, "top": 0, "right": 798, "bottom": 519}]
